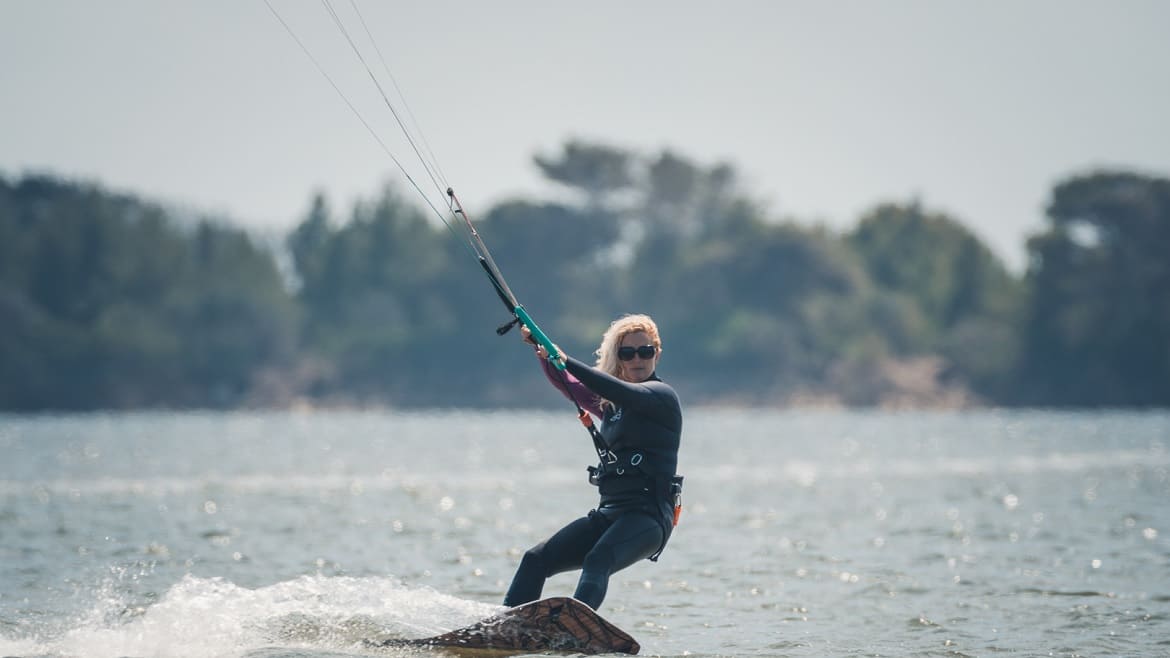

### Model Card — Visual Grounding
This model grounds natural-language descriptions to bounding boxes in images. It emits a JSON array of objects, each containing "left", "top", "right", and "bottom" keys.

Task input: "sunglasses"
[{"left": 617, "top": 345, "right": 658, "bottom": 361}]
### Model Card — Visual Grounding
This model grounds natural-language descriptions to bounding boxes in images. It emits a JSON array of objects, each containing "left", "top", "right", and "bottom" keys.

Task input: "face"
[{"left": 616, "top": 330, "right": 660, "bottom": 383}]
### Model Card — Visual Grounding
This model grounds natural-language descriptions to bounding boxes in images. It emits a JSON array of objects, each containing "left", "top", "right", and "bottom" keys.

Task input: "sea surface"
[{"left": 1, "top": 409, "right": 1167, "bottom": 658}]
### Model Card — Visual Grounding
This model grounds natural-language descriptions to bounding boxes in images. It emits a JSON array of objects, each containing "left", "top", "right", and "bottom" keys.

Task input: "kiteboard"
[{"left": 366, "top": 596, "right": 640, "bottom": 655}]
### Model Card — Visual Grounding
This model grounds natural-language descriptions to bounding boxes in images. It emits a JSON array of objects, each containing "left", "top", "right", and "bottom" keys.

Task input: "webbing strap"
[{"left": 551, "top": 363, "right": 613, "bottom": 463}]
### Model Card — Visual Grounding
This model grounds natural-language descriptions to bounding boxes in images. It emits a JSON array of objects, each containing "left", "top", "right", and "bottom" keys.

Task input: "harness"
[{"left": 586, "top": 446, "right": 684, "bottom": 561}]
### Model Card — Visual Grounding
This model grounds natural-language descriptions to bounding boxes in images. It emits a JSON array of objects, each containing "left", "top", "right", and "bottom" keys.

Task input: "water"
[{"left": 1, "top": 409, "right": 1167, "bottom": 657}]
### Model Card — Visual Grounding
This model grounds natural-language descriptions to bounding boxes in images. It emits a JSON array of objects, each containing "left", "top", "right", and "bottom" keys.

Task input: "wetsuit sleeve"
[
  {"left": 537, "top": 354, "right": 605, "bottom": 417},
  {"left": 562, "top": 356, "right": 680, "bottom": 428}
]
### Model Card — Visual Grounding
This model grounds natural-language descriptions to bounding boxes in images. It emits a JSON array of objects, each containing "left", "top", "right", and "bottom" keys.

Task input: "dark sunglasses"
[{"left": 617, "top": 345, "right": 657, "bottom": 361}]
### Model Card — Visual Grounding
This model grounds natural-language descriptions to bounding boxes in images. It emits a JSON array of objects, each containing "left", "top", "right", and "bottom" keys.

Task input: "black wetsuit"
[{"left": 503, "top": 355, "right": 682, "bottom": 610}]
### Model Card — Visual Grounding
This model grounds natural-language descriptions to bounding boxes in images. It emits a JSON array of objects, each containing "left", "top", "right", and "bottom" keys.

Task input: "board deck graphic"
[{"left": 367, "top": 596, "right": 640, "bottom": 655}]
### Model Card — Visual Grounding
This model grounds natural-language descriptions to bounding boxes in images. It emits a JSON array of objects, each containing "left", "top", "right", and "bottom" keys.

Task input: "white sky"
[{"left": 3, "top": 1, "right": 1169, "bottom": 271}]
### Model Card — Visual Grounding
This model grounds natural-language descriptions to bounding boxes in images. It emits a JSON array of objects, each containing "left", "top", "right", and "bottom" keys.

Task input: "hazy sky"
[{"left": 3, "top": 1, "right": 1169, "bottom": 270}]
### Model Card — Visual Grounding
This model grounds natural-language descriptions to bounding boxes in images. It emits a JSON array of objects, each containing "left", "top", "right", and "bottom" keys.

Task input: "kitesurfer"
[{"left": 503, "top": 314, "right": 683, "bottom": 611}]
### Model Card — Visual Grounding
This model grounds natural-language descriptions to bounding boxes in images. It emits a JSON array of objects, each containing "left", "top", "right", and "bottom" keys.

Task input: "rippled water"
[{"left": 1, "top": 409, "right": 1168, "bottom": 657}]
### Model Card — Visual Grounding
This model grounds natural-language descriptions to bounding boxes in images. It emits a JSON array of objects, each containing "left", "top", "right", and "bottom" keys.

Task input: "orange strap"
[{"left": 577, "top": 409, "right": 594, "bottom": 428}]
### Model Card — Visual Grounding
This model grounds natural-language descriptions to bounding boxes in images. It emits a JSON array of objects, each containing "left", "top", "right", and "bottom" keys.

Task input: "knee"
[
  {"left": 581, "top": 545, "right": 615, "bottom": 576},
  {"left": 519, "top": 546, "right": 549, "bottom": 575}
]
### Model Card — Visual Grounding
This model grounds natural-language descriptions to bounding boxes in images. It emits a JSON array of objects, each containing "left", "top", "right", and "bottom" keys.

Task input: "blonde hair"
[{"left": 595, "top": 313, "right": 663, "bottom": 378}]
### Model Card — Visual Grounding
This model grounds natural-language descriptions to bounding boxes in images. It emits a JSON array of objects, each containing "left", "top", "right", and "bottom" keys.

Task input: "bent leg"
[
  {"left": 574, "top": 512, "right": 664, "bottom": 610},
  {"left": 503, "top": 513, "right": 607, "bottom": 606}
]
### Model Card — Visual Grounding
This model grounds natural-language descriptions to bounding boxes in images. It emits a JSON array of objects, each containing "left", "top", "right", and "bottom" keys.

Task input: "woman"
[{"left": 503, "top": 314, "right": 683, "bottom": 611}]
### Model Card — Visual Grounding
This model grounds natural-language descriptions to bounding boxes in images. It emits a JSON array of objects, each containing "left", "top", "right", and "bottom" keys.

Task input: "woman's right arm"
[
  {"left": 523, "top": 326, "right": 603, "bottom": 417},
  {"left": 537, "top": 357, "right": 602, "bottom": 416}
]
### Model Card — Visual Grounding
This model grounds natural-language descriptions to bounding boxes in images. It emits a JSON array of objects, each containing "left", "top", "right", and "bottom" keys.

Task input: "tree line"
[{"left": 2, "top": 141, "right": 1167, "bottom": 410}]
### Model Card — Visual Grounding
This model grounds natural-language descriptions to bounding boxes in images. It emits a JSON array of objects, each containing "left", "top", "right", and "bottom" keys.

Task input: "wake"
[{"left": 0, "top": 574, "right": 499, "bottom": 658}]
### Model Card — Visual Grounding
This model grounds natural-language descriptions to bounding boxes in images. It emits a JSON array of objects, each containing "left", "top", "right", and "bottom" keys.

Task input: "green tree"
[
  {"left": 533, "top": 140, "right": 635, "bottom": 209},
  {"left": 0, "top": 174, "right": 296, "bottom": 410},
  {"left": 287, "top": 184, "right": 472, "bottom": 402},
  {"left": 288, "top": 192, "right": 332, "bottom": 300},
  {"left": 1021, "top": 171, "right": 1170, "bottom": 405},
  {"left": 625, "top": 208, "right": 874, "bottom": 400},
  {"left": 847, "top": 202, "right": 1019, "bottom": 335},
  {"left": 846, "top": 201, "right": 1022, "bottom": 396},
  {"left": 641, "top": 150, "right": 741, "bottom": 237}
]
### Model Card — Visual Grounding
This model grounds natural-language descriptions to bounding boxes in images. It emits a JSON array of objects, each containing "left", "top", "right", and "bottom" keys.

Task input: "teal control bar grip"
[{"left": 514, "top": 306, "right": 565, "bottom": 370}]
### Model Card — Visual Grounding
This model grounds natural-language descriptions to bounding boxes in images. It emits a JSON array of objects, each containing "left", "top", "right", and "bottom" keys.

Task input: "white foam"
[{"left": 0, "top": 575, "right": 500, "bottom": 658}]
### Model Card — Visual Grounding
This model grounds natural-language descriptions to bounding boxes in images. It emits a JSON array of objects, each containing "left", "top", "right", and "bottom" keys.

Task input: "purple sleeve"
[{"left": 538, "top": 356, "right": 604, "bottom": 417}]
